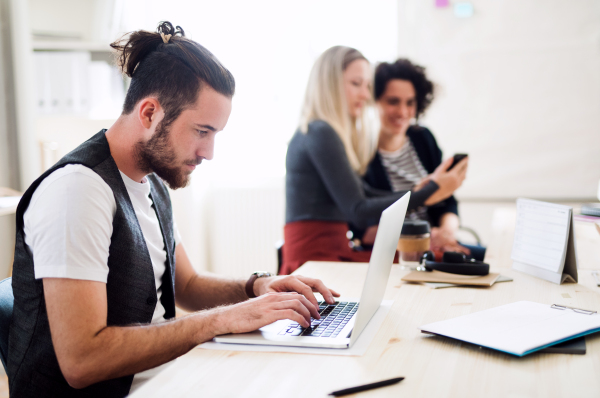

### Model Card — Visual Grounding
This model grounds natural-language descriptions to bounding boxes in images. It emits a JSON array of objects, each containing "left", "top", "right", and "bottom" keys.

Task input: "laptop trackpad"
[{"left": 259, "top": 319, "right": 290, "bottom": 334}]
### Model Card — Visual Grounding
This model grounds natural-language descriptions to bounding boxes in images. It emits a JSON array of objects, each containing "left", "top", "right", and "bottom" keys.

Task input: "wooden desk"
[{"left": 132, "top": 227, "right": 600, "bottom": 398}]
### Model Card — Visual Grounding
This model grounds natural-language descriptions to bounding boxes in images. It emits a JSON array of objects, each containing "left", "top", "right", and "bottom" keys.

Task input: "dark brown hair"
[
  {"left": 374, "top": 58, "right": 434, "bottom": 119},
  {"left": 111, "top": 21, "right": 235, "bottom": 127}
]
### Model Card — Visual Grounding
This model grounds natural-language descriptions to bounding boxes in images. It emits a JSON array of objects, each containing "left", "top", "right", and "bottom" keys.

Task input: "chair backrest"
[{"left": 0, "top": 277, "right": 13, "bottom": 372}]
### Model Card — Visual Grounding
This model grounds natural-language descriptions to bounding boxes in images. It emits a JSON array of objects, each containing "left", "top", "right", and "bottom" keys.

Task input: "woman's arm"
[
  {"left": 304, "top": 122, "right": 437, "bottom": 228},
  {"left": 431, "top": 212, "right": 470, "bottom": 255},
  {"left": 439, "top": 212, "right": 460, "bottom": 234}
]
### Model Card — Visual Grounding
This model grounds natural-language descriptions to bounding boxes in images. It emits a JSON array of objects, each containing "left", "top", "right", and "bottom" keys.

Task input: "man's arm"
[
  {"left": 173, "top": 243, "right": 247, "bottom": 310},
  {"left": 45, "top": 278, "right": 319, "bottom": 389},
  {"left": 174, "top": 243, "right": 340, "bottom": 312}
]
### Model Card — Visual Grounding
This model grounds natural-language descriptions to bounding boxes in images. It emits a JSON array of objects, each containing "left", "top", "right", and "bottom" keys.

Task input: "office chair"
[
  {"left": 275, "top": 240, "right": 284, "bottom": 274},
  {"left": 457, "top": 226, "right": 481, "bottom": 245},
  {"left": 0, "top": 277, "right": 13, "bottom": 372}
]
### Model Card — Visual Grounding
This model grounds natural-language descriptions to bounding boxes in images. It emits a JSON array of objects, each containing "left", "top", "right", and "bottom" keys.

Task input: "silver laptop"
[{"left": 214, "top": 192, "right": 410, "bottom": 349}]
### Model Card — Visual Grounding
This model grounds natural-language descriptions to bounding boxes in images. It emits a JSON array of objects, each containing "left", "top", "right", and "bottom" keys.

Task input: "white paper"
[
  {"left": 512, "top": 199, "right": 570, "bottom": 273},
  {"left": 421, "top": 301, "right": 600, "bottom": 356},
  {"left": 198, "top": 300, "right": 393, "bottom": 356}
]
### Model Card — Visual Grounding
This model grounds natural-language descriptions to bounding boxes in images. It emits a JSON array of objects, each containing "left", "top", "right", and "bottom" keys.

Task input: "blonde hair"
[{"left": 299, "top": 46, "right": 377, "bottom": 175}]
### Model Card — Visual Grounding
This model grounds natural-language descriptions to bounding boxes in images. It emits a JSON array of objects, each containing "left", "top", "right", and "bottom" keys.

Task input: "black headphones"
[{"left": 421, "top": 251, "right": 489, "bottom": 276}]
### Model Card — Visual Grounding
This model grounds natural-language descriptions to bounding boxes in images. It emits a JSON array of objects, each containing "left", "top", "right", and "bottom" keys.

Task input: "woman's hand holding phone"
[{"left": 422, "top": 155, "right": 468, "bottom": 206}]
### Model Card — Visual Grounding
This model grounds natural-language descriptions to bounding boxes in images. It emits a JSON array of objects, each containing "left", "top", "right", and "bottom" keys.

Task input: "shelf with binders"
[
  {"left": 32, "top": 39, "right": 128, "bottom": 172},
  {"left": 32, "top": 40, "right": 113, "bottom": 53},
  {"left": 32, "top": 45, "right": 126, "bottom": 119}
]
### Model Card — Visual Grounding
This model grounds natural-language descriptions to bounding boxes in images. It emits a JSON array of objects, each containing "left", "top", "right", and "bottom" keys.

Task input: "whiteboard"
[{"left": 398, "top": 0, "right": 600, "bottom": 200}]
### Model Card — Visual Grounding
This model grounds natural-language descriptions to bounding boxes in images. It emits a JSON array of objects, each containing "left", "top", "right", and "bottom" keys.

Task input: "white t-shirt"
[{"left": 23, "top": 164, "right": 181, "bottom": 389}]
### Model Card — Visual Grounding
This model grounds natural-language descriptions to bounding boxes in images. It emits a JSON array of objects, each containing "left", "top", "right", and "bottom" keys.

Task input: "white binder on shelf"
[
  {"left": 70, "top": 52, "right": 91, "bottom": 115},
  {"left": 511, "top": 198, "right": 577, "bottom": 284},
  {"left": 33, "top": 52, "right": 52, "bottom": 114}
]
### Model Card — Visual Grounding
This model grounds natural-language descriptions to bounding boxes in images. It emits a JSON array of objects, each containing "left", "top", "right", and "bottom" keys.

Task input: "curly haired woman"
[{"left": 362, "top": 58, "right": 484, "bottom": 260}]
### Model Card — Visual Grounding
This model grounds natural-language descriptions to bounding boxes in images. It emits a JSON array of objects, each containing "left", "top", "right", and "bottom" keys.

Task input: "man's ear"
[{"left": 138, "top": 98, "right": 161, "bottom": 129}]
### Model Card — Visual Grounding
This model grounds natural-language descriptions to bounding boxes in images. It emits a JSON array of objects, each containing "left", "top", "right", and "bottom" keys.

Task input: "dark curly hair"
[{"left": 374, "top": 58, "right": 434, "bottom": 119}]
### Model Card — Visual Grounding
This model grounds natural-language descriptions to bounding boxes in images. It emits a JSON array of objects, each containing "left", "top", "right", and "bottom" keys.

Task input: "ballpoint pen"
[{"left": 329, "top": 377, "right": 404, "bottom": 396}]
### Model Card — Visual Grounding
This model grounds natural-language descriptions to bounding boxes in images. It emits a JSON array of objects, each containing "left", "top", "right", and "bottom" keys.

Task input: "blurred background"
[{"left": 0, "top": 0, "right": 599, "bottom": 279}]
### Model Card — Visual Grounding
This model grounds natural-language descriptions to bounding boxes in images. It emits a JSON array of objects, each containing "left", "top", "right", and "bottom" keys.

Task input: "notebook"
[{"left": 420, "top": 301, "right": 600, "bottom": 356}]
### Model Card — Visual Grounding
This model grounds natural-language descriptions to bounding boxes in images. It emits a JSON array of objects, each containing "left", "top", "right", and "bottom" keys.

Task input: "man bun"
[
  {"left": 111, "top": 21, "right": 186, "bottom": 78},
  {"left": 108, "top": 21, "right": 235, "bottom": 125}
]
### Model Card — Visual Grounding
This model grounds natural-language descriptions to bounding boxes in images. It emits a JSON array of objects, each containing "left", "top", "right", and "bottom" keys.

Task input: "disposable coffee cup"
[{"left": 398, "top": 220, "right": 431, "bottom": 268}]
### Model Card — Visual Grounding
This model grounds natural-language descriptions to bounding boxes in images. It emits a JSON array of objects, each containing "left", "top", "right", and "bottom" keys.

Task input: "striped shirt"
[{"left": 378, "top": 140, "right": 429, "bottom": 221}]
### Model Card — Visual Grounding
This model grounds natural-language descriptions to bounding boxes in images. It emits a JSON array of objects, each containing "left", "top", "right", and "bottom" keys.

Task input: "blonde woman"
[{"left": 282, "top": 46, "right": 458, "bottom": 275}]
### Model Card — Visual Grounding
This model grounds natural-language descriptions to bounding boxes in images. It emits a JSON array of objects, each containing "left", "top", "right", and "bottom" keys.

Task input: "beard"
[{"left": 134, "top": 120, "right": 197, "bottom": 190}]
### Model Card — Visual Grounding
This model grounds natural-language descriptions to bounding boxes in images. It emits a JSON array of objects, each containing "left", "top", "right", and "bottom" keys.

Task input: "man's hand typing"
[
  {"left": 211, "top": 292, "right": 318, "bottom": 335},
  {"left": 253, "top": 275, "right": 340, "bottom": 311}
]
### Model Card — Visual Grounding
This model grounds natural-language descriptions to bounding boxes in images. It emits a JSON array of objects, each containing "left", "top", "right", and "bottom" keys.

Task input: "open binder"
[{"left": 420, "top": 301, "right": 600, "bottom": 356}]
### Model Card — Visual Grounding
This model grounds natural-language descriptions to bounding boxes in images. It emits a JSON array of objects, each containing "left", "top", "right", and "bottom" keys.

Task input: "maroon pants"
[{"left": 280, "top": 220, "right": 372, "bottom": 275}]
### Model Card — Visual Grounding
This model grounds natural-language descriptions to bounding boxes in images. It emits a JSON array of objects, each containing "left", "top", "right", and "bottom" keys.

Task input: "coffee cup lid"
[{"left": 401, "top": 220, "right": 431, "bottom": 235}]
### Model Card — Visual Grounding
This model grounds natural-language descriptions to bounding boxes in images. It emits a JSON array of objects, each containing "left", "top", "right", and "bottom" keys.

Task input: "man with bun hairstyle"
[{"left": 8, "top": 22, "right": 338, "bottom": 397}]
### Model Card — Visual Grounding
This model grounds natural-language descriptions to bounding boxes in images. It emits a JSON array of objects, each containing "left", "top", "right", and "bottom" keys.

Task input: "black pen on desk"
[{"left": 328, "top": 377, "right": 404, "bottom": 396}]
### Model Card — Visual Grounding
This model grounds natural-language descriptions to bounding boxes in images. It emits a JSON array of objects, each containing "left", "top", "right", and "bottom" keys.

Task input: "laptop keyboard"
[{"left": 278, "top": 301, "right": 359, "bottom": 338}]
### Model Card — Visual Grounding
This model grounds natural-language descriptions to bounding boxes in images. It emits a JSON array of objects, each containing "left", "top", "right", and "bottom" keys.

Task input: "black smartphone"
[{"left": 448, "top": 153, "right": 468, "bottom": 170}]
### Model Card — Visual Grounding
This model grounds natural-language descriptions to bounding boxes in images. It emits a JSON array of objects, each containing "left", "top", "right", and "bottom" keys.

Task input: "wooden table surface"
[{"left": 131, "top": 219, "right": 600, "bottom": 398}]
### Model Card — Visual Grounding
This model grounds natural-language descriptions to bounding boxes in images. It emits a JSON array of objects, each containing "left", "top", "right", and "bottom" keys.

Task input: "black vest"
[{"left": 8, "top": 130, "right": 176, "bottom": 397}]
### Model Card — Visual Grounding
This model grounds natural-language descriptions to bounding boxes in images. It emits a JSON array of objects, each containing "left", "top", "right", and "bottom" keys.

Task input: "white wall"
[
  {"left": 29, "top": 0, "right": 95, "bottom": 39},
  {"left": 29, "top": 0, "right": 120, "bottom": 43},
  {"left": 398, "top": 0, "right": 600, "bottom": 200},
  {"left": 119, "top": 0, "right": 400, "bottom": 273},
  {"left": 119, "top": 0, "right": 399, "bottom": 186}
]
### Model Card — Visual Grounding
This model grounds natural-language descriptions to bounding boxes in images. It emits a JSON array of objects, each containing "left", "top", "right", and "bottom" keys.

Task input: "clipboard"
[
  {"left": 420, "top": 301, "right": 600, "bottom": 357},
  {"left": 511, "top": 198, "right": 578, "bottom": 284}
]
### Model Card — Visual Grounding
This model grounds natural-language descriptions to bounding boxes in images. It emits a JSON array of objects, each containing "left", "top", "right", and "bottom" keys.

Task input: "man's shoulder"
[
  {"left": 28, "top": 164, "right": 114, "bottom": 214},
  {"left": 45, "top": 163, "right": 104, "bottom": 180},
  {"left": 36, "top": 164, "right": 111, "bottom": 196}
]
